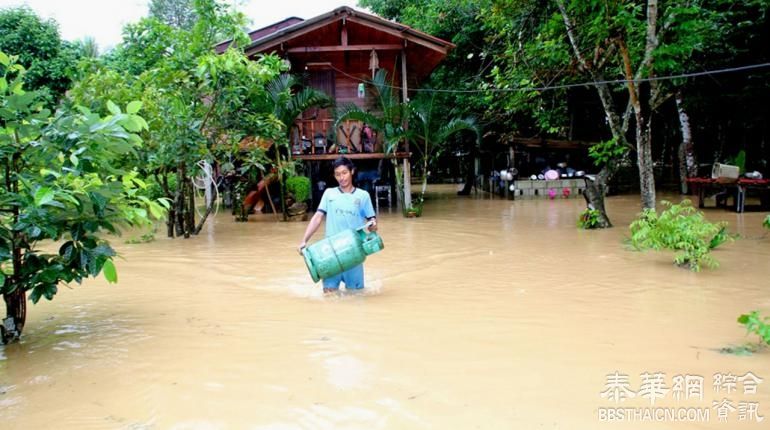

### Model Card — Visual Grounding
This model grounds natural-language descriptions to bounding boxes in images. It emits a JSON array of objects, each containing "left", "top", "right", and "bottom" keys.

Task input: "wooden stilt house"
[{"left": 219, "top": 6, "right": 454, "bottom": 209}]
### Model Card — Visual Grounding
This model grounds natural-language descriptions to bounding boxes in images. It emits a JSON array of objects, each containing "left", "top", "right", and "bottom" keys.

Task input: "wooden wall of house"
[
  {"left": 331, "top": 51, "right": 402, "bottom": 111},
  {"left": 293, "top": 50, "right": 409, "bottom": 153}
]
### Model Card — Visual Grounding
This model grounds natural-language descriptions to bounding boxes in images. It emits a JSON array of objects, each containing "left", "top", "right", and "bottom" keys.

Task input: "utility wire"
[{"left": 327, "top": 62, "right": 770, "bottom": 94}]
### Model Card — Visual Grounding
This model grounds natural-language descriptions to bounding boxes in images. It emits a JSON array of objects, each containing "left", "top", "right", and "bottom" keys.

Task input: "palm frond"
[
  {"left": 437, "top": 117, "right": 481, "bottom": 147},
  {"left": 266, "top": 74, "right": 296, "bottom": 105},
  {"left": 283, "top": 88, "right": 332, "bottom": 125},
  {"left": 371, "top": 69, "right": 393, "bottom": 105},
  {"left": 334, "top": 103, "right": 381, "bottom": 130}
]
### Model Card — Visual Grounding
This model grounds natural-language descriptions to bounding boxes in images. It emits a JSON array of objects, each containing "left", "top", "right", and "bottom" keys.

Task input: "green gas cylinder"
[{"left": 302, "top": 223, "right": 384, "bottom": 283}]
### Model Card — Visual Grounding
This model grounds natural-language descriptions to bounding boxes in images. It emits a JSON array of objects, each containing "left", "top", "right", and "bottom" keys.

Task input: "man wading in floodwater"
[{"left": 298, "top": 156, "right": 377, "bottom": 293}]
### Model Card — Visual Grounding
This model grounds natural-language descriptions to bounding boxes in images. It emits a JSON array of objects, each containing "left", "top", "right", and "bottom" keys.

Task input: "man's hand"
[
  {"left": 367, "top": 219, "right": 378, "bottom": 233},
  {"left": 297, "top": 241, "right": 307, "bottom": 255}
]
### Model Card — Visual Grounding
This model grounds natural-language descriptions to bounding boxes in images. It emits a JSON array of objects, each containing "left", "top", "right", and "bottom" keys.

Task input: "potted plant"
[
  {"left": 405, "top": 196, "right": 424, "bottom": 217},
  {"left": 285, "top": 175, "right": 311, "bottom": 221}
]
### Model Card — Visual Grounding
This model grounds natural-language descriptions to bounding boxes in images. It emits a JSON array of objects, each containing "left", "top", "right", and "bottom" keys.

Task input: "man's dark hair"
[{"left": 332, "top": 156, "right": 356, "bottom": 172}]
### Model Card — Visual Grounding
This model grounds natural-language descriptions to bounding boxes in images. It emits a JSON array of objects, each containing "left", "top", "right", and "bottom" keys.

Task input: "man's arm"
[
  {"left": 362, "top": 191, "right": 377, "bottom": 232},
  {"left": 298, "top": 210, "right": 325, "bottom": 254}
]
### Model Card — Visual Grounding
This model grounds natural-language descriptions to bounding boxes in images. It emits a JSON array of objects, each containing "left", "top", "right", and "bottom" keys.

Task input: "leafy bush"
[
  {"left": 1, "top": 51, "right": 168, "bottom": 343},
  {"left": 738, "top": 311, "right": 770, "bottom": 346},
  {"left": 629, "top": 200, "right": 730, "bottom": 271},
  {"left": 141, "top": 174, "right": 177, "bottom": 201},
  {"left": 578, "top": 208, "right": 602, "bottom": 229},
  {"left": 286, "top": 175, "right": 310, "bottom": 202},
  {"left": 588, "top": 137, "right": 627, "bottom": 167},
  {"left": 405, "top": 195, "right": 424, "bottom": 217},
  {"left": 125, "top": 230, "right": 156, "bottom": 244},
  {"left": 763, "top": 215, "right": 770, "bottom": 230}
]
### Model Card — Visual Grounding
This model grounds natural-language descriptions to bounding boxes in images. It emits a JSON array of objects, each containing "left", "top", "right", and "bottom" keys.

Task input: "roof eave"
[{"left": 243, "top": 6, "right": 454, "bottom": 57}]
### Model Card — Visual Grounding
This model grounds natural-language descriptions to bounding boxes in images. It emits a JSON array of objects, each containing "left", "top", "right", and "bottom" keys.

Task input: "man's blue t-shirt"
[{"left": 317, "top": 187, "right": 375, "bottom": 237}]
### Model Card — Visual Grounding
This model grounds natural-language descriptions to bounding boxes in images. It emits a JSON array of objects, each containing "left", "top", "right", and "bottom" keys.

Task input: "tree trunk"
[
  {"left": 457, "top": 156, "right": 478, "bottom": 195},
  {"left": 186, "top": 180, "right": 195, "bottom": 237},
  {"left": 274, "top": 145, "right": 287, "bottom": 221},
  {"left": 175, "top": 164, "right": 186, "bottom": 237},
  {"left": 618, "top": 39, "right": 656, "bottom": 210},
  {"left": 156, "top": 173, "right": 176, "bottom": 238},
  {"left": 636, "top": 80, "right": 656, "bottom": 209},
  {"left": 637, "top": 126, "right": 656, "bottom": 209},
  {"left": 638, "top": 0, "right": 658, "bottom": 209},
  {"left": 676, "top": 91, "right": 696, "bottom": 194},
  {"left": 582, "top": 167, "right": 613, "bottom": 228},
  {"left": 194, "top": 203, "right": 214, "bottom": 234},
  {"left": 557, "top": 0, "right": 628, "bottom": 226},
  {"left": 167, "top": 208, "right": 176, "bottom": 238},
  {"left": 420, "top": 156, "right": 429, "bottom": 203},
  {"left": 2, "top": 152, "right": 26, "bottom": 344},
  {"left": 2, "top": 237, "right": 25, "bottom": 344},
  {"left": 1, "top": 287, "right": 25, "bottom": 344}
]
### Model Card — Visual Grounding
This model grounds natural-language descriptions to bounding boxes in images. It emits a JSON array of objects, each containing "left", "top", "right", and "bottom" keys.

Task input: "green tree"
[
  {"left": 0, "top": 7, "right": 82, "bottom": 106},
  {"left": 104, "top": 17, "right": 184, "bottom": 76},
  {"left": 484, "top": 0, "right": 736, "bottom": 226},
  {"left": 149, "top": 0, "right": 198, "bottom": 30},
  {"left": 0, "top": 53, "right": 167, "bottom": 344},
  {"left": 260, "top": 73, "right": 331, "bottom": 219},
  {"left": 670, "top": 0, "right": 770, "bottom": 192},
  {"left": 77, "top": 37, "right": 100, "bottom": 59},
  {"left": 408, "top": 94, "right": 480, "bottom": 213},
  {"left": 72, "top": 0, "right": 286, "bottom": 235}
]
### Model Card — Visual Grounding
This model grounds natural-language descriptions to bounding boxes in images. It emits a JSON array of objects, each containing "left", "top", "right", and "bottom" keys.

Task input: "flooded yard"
[{"left": 1, "top": 185, "right": 769, "bottom": 429}]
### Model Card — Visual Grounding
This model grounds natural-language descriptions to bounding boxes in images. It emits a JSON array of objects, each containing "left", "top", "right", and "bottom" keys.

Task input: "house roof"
[
  {"left": 243, "top": 6, "right": 454, "bottom": 56},
  {"left": 215, "top": 17, "right": 304, "bottom": 53},
  {"left": 229, "top": 6, "right": 454, "bottom": 82}
]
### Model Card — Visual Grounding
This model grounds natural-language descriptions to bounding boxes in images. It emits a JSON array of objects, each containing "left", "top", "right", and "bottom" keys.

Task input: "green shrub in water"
[
  {"left": 738, "top": 311, "right": 770, "bottom": 346},
  {"left": 286, "top": 175, "right": 311, "bottom": 202},
  {"left": 578, "top": 208, "right": 602, "bottom": 229},
  {"left": 763, "top": 215, "right": 770, "bottom": 230},
  {"left": 125, "top": 230, "right": 157, "bottom": 244},
  {"left": 629, "top": 200, "right": 729, "bottom": 271},
  {"left": 405, "top": 196, "right": 424, "bottom": 217}
]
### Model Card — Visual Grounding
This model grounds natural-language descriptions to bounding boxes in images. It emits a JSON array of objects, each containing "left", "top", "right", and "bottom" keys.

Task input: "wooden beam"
[
  {"left": 287, "top": 44, "right": 402, "bottom": 53},
  {"left": 341, "top": 21, "right": 348, "bottom": 46},
  {"left": 512, "top": 137, "right": 596, "bottom": 149},
  {"left": 246, "top": 10, "right": 453, "bottom": 58},
  {"left": 294, "top": 152, "right": 411, "bottom": 161},
  {"left": 346, "top": 16, "right": 449, "bottom": 54},
  {"left": 245, "top": 16, "right": 341, "bottom": 57},
  {"left": 400, "top": 50, "right": 409, "bottom": 102}
]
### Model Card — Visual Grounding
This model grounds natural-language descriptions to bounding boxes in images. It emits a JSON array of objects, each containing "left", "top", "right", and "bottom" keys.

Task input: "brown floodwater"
[{"left": 1, "top": 185, "right": 769, "bottom": 429}]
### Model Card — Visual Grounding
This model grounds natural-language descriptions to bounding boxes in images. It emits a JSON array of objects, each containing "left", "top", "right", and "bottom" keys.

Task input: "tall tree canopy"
[
  {"left": 359, "top": 0, "right": 769, "bottom": 225},
  {"left": 0, "top": 7, "right": 84, "bottom": 105},
  {"left": 72, "top": 0, "right": 292, "bottom": 236},
  {"left": 149, "top": 0, "right": 198, "bottom": 30}
]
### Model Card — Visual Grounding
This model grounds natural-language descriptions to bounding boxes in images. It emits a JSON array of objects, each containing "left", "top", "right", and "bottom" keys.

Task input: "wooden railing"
[
  {"left": 291, "top": 119, "right": 333, "bottom": 155},
  {"left": 290, "top": 118, "right": 411, "bottom": 161},
  {"left": 291, "top": 118, "right": 373, "bottom": 155}
]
